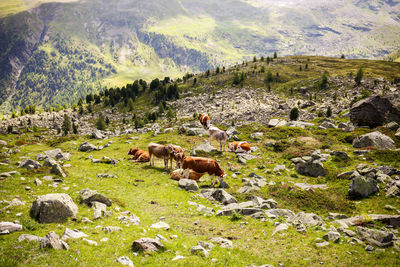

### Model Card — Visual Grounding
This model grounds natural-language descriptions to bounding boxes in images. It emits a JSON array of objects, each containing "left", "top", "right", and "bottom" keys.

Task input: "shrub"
[
  {"left": 96, "top": 114, "right": 106, "bottom": 130},
  {"left": 355, "top": 67, "right": 363, "bottom": 86},
  {"left": 290, "top": 107, "right": 299, "bottom": 121},
  {"left": 326, "top": 106, "right": 332, "bottom": 118}
]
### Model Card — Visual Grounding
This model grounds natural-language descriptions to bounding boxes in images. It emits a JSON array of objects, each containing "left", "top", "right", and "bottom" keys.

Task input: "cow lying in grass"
[
  {"left": 208, "top": 126, "right": 231, "bottom": 152},
  {"left": 182, "top": 156, "right": 226, "bottom": 186},
  {"left": 167, "top": 144, "right": 185, "bottom": 169},
  {"left": 148, "top": 142, "right": 170, "bottom": 169},
  {"left": 170, "top": 168, "right": 204, "bottom": 181},
  {"left": 128, "top": 148, "right": 150, "bottom": 162},
  {"left": 228, "top": 141, "right": 251, "bottom": 153},
  {"left": 199, "top": 113, "right": 210, "bottom": 129}
]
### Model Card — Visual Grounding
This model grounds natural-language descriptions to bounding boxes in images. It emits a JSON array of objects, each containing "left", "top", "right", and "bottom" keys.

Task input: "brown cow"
[
  {"left": 182, "top": 156, "right": 226, "bottom": 186},
  {"left": 227, "top": 141, "right": 251, "bottom": 153},
  {"left": 199, "top": 113, "right": 211, "bottom": 129},
  {"left": 170, "top": 168, "right": 204, "bottom": 181},
  {"left": 167, "top": 144, "right": 185, "bottom": 169},
  {"left": 128, "top": 148, "right": 150, "bottom": 162},
  {"left": 148, "top": 142, "right": 170, "bottom": 169}
]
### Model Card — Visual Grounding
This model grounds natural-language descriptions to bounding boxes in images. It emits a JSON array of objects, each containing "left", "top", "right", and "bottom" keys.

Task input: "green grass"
[{"left": 1, "top": 119, "right": 400, "bottom": 266}]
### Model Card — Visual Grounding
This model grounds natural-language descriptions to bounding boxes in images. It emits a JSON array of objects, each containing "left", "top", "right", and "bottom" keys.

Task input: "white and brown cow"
[
  {"left": 199, "top": 113, "right": 211, "bottom": 129},
  {"left": 170, "top": 168, "right": 204, "bottom": 181},
  {"left": 182, "top": 156, "right": 226, "bottom": 186},
  {"left": 208, "top": 126, "right": 231, "bottom": 152},
  {"left": 167, "top": 144, "right": 185, "bottom": 169},
  {"left": 148, "top": 142, "right": 170, "bottom": 169},
  {"left": 227, "top": 141, "right": 251, "bottom": 153}
]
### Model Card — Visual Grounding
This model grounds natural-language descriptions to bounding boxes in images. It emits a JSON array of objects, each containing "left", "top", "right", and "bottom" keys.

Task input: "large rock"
[
  {"left": 295, "top": 162, "right": 326, "bottom": 177},
  {"left": 0, "top": 222, "right": 23, "bottom": 234},
  {"left": 18, "top": 159, "right": 42, "bottom": 170},
  {"left": 349, "top": 176, "right": 378, "bottom": 198},
  {"left": 44, "top": 149, "right": 62, "bottom": 159},
  {"left": 79, "top": 189, "right": 112, "bottom": 206},
  {"left": 268, "top": 119, "right": 287, "bottom": 128},
  {"left": 30, "top": 193, "right": 78, "bottom": 223},
  {"left": 132, "top": 238, "right": 164, "bottom": 252},
  {"left": 44, "top": 158, "right": 67, "bottom": 177},
  {"left": 357, "top": 227, "right": 393, "bottom": 247},
  {"left": 289, "top": 212, "right": 323, "bottom": 227},
  {"left": 211, "top": 189, "right": 237, "bottom": 205},
  {"left": 61, "top": 228, "right": 88, "bottom": 241},
  {"left": 350, "top": 96, "right": 400, "bottom": 128},
  {"left": 178, "top": 179, "right": 199, "bottom": 192},
  {"left": 92, "top": 129, "right": 105, "bottom": 139},
  {"left": 191, "top": 142, "right": 218, "bottom": 156},
  {"left": 40, "top": 231, "right": 69, "bottom": 250},
  {"left": 352, "top": 131, "right": 395, "bottom": 150},
  {"left": 79, "top": 142, "right": 98, "bottom": 152}
]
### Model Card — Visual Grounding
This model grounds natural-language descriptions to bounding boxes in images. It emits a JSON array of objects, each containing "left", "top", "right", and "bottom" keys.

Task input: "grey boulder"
[
  {"left": 31, "top": 193, "right": 78, "bottom": 223},
  {"left": 352, "top": 131, "right": 395, "bottom": 150}
]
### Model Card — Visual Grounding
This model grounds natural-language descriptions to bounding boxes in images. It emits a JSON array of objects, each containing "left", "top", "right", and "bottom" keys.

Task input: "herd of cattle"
[{"left": 128, "top": 113, "right": 251, "bottom": 186}]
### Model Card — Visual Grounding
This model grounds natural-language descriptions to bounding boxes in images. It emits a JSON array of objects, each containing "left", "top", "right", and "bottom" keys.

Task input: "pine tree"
[
  {"left": 72, "top": 123, "right": 78, "bottom": 134},
  {"left": 253, "top": 56, "right": 257, "bottom": 62},
  {"left": 127, "top": 98, "right": 134, "bottom": 111},
  {"left": 290, "top": 107, "right": 299, "bottom": 121},
  {"left": 320, "top": 71, "right": 328, "bottom": 89},
  {"left": 95, "top": 114, "right": 106, "bottom": 130},
  {"left": 273, "top": 51, "right": 277, "bottom": 58},
  {"left": 326, "top": 106, "right": 332, "bottom": 118},
  {"left": 61, "top": 114, "right": 71, "bottom": 136},
  {"left": 355, "top": 68, "right": 363, "bottom": 86}
]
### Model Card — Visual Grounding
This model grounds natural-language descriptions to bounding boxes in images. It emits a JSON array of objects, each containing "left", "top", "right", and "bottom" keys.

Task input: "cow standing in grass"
[
  {"left": 182, "top": 156, "right": 226, "bottom": 186},
  {"left": 148, "top": 142, "right": 170, "bottom": 169},
  {"left": 199, "top": 113, "right": 211, "bottom": 129},
  {"left": 208, "top": 126, "right": 231, "bottom": 152},
  {"left": 167, "top": 144, "right": 185, "bottom": 168}
]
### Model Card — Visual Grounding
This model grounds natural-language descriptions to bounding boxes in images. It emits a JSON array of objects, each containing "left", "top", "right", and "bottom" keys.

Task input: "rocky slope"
[{"left": 1, "top": 0, "right": 400, "bottom": 112}]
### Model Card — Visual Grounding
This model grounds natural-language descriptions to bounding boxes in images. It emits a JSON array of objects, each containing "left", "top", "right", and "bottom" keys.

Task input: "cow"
[
  {"left": 208, "top": 126, "right": 231, "bottom": 152},
  {"left": 227, "top": 141, "right": 251, "bottom": 153},
  {"left": 167, "top": 144, "right": 185, "bottom": 169},
  {"left": 170, "top": 168, "right": 204, "bottom": 181},
  {"left": 128, "top": 148, "right": 150, "bottom": 162},
  {"left": 199, "top": 113, "right": 211, "bottom": 129},
  {"left": 182, "top": 156, "right": 226, "bottom": 186},
  {"left": 148, "top": 142, "right": 170, "bottom": 169}
]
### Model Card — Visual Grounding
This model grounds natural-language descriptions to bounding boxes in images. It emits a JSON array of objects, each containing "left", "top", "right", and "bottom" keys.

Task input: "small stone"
[
  {"left": 83, "top": 238, "right": 98, "bottom": 246},
  {"left": 150, "top": 221, "right": 170, "bottom": 230},
  {"left": 190, "top": 245, "right": 209, "bottom": 257},
  {"left": 115, "top": 256, "right": 134, "bottom": 267}
]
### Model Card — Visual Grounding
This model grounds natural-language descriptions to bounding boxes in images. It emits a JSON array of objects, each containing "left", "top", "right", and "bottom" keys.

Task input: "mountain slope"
[{"left": 0, "top": 0, "right": 400, "bottom": 112}]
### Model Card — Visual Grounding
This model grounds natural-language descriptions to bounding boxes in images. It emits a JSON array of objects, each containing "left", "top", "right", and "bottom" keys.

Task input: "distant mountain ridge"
[{"left": 0, "top": 0, "right": 399, "bottom": 112}]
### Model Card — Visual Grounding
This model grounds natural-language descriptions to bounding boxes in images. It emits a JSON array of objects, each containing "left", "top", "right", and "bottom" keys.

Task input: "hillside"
[
  {"left": 1, "top": 0, "right": 400, "bottom": 112},
  {"left": 1, "top": 56, "right": 400, "bottom": 266}
]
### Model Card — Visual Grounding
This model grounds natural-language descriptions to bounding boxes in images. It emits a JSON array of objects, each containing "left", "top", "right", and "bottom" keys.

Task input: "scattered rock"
[
  {"left": 357, "top": 227, "right": 393, "bottom": 247},
  {"left": 289, "top": 212, "right": 323, "bottom": 227},
  {"left": 18, "top": 159, "right": 42, "bottom": 170},
  {"left": 150, "top": 221, "right": 170, "bottom": 230},
  {"left": 348, "top": 176, "right": 378, "bottom": 198},
  {"left": 190, "top": 245, "right": 209, "bottom": 257},
  {"left": 323, "top": 231, "right": 341, "bottom": 243},
  {"left": 115, "top": 256, "right": 134, "bottom": 267},
  {"left": 250, "top": 132, "right": 263, "bottom": 140},
  {"left": 268, "top": 119, "right": 287, "bottom": 127},
  {"left": 191, "top": 142, "right": 218, "bottom": 156},
  {"left": 210, "top": 189, "right": 237, "bottom": 205},
  {"left": 132, "top": 238, "right": 164, "bottom": 253},
  {"left": 30, "top": 193, "right": 78, "bottom": 223},
  {"left": 40, "top": 231, "right": 69, "bottom": 250},
  {"left": 316, "top": 241, "right": 329, "bottom": 248},
  {"left": 272, "top": 223, "right": 289, "bottom": 235},
  {"left": 18, "top": 234, "right": 42, "bottom": 242},
  {"left": 178, "top": 179, "right": 199, "bottom": 192},
  {"left": 79, "top": 142, "right": 98, "bottom": 152},
  {"left": 61, "top": 228, "right": 88, "bottom": 241},
  {"left": 295, "top": 161, "right": 326, "bottom": 177},
  {"left": 83, "top": 238, "right": 98, "bottom": 246},
  {"left": 353, "top": 131, "right": 395, "bottom": 150},
  {"left": 92, "top": 129, "right": 105, "bottom": 139},
  {"left": 103, "top": 226, "right": 122, "bottom": 233},
  {"left": 0, "top": 222, "right": 23, "bottom": 234},
  {"left": 79, "top": 189, "right": 112, "bottom": 206},
  {"left": 330, "top": 151, "right": 349, "bottom": 160},
  {"left": 92, "top": 201, "right": 107, "bottom": 219},
  {"left": 210, "top": 237, "right": 233, "bottom": 248}
]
